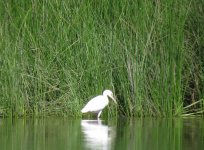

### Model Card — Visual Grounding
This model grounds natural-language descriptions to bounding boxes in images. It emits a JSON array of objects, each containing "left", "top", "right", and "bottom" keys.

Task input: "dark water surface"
[{"left": 0, "top": 118, "right": 203, "bottom": 150}]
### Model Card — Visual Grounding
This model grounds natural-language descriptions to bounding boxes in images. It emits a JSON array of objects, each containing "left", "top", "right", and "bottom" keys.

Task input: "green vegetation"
[{"left": 0, "top": 0, "right": 204, "bottom": 117}]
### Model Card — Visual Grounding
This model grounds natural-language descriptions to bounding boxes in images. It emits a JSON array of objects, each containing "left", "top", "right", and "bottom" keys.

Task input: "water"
[{"left": 0, "top": 118, "right": 203, "bottom": 150}]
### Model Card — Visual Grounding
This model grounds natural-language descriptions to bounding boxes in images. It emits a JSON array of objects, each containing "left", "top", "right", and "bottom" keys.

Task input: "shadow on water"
[
  {"left": 81, "top": 120, "right": 115, "bottom": 150},
  {"left": 0, "top": 118, "right": 83, "bottom": 150},
  {"left": 0, "top": 118, "right": 203, "bottom": 150},
  {"left": 114, "top": 118, "right": 204, "bottom": 150}
]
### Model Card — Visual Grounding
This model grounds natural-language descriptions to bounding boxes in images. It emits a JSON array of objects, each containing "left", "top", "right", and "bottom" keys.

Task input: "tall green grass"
[{"left": 0, "top": 0, "right": 203, "bottom": 117}]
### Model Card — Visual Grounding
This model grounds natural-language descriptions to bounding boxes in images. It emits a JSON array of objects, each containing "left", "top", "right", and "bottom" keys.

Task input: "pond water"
[{"left": 0, "top": 118, "right": 203, "bottom": 150}]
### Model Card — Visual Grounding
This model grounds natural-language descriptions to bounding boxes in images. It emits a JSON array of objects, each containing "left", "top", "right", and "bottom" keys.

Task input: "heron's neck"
[
  {"left": 102, "top": 94, "right": 109, "bottom": 100},
  {"left": 103, "top": 94, "right": 109, "bottom": 98}
]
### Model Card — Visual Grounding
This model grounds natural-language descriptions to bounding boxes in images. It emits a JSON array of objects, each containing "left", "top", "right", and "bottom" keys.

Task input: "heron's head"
[{"left": 103, "top": 90, "right": 117, "bottom": 104}]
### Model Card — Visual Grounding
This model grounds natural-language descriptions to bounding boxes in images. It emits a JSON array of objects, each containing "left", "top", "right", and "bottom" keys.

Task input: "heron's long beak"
[{"left": 109, "top": 95, "right": 117, "bottom": 105}]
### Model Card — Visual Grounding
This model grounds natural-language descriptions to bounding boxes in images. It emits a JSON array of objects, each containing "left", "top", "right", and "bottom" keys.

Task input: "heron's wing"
[{"left": 81, "top": 95, "right": 107, "bottom": 113}]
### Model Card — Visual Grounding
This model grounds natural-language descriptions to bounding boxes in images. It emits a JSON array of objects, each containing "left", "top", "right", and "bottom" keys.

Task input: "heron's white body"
[
  {"left": 81, "top": 90, "right": 116, "bottom": 118},
  {"left": 81, "top": 95, "right": 109, "bottom": 113}
]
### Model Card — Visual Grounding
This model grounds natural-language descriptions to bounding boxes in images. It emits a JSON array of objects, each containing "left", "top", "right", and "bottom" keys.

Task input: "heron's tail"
[{"left": 81, "top": 107, "right": 88, "bottom": 113}]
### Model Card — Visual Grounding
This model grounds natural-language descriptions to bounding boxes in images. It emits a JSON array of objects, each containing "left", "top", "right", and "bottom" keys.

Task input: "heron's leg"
[{"left": 97, "top": 111, "right": 102, "bottom": 118}]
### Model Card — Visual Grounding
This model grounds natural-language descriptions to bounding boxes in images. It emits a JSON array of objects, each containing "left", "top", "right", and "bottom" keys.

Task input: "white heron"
[{"left": 81, "top": 90, "right": 117, "bottom": 118}]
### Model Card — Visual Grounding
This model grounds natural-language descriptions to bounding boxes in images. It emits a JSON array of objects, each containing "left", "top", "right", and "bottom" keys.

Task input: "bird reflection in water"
[{"left": 81, "top": 120, "right": 115, "bottom": 150}]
